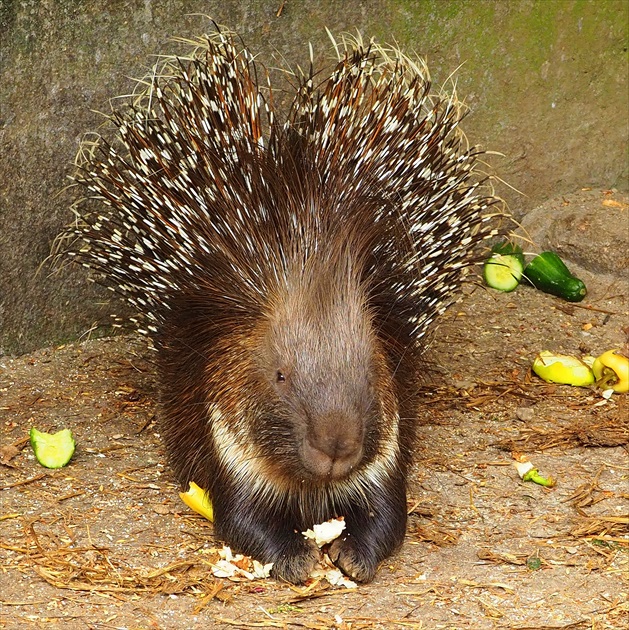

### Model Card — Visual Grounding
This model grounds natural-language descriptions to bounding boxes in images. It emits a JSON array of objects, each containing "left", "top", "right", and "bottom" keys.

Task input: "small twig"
[
  {"left": 215, "top": 618, "right": 286, "bottom": 628},
  {"left": 193, "top": 579, "right": 225, "bottom": 614},
  {"left": 1, "top": 473, "right": 46, "bottom": 490}
]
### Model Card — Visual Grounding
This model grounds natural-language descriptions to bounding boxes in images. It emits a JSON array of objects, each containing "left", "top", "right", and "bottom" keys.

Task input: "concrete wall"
[{"left": 1, "top": 0, "right": 627, "bottom": 355}]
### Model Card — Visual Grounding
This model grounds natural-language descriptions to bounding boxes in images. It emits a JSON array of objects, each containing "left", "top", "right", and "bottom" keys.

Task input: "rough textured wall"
[{"left": 0, "top": 0, "right": 627, "bottom": 355}]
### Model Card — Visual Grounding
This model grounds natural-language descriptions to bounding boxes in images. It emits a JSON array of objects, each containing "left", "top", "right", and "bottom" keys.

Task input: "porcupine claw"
[
  {"left": 269, "top": 537, "right": 320, "bottom": 584},
  {"left": 328, "top": 535, "right": 378, "bottom": 583}
]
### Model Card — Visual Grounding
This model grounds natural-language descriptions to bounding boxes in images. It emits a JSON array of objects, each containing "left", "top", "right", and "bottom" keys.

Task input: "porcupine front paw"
[
  {"left": 328, "top": 534, "right": 378, "bottom": 583},
  {"left": 270, "top": 536, "right": 320, "bottom": 584}
]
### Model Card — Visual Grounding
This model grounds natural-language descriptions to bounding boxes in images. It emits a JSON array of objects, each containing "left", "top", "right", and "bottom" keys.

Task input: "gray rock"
[{"left": 519, "top": 189, "right": 628, "bottom": 277}]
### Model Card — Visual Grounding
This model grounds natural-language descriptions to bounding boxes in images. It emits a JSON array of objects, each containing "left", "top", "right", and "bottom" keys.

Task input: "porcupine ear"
[
  {"left": 69, "top": 28, "right": 278, "bottom": 331},
  {"left": 287, "top": 34, "right": 502, "bottom": 348}
]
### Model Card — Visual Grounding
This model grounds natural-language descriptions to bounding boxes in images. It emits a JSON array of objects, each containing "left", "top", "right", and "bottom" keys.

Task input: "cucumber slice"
[
  {"left": 30, "top": 427, "right": 76, "bottom": 468},
  {"left": 483, "top": 242, "right": 525, "bottom": 292},
  {"left": 523, "top": 251, "right": 587, "bottom": 302}
]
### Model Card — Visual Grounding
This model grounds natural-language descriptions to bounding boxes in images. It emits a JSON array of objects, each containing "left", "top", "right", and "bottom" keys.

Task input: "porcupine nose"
[{"left": 302, "top": 414, "right": 364, "bottom": 479}]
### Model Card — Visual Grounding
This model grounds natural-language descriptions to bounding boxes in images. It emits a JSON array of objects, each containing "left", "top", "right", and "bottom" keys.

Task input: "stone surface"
[
  {"left": 1, "top": 1, "right": 628, "bottom": 354},
  {"left": 519, "top": 189, "right": 628, "bottom": 276}
]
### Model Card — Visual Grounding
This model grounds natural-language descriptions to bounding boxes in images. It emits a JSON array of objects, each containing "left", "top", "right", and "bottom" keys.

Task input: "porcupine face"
[{"left": 250, "top": 272, "right": 386, "bottom": 483}]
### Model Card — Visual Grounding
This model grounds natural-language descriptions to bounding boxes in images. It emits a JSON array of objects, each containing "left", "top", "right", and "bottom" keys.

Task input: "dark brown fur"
[{"left": 157, "top": 226, "right": 420, "bottom": 583}]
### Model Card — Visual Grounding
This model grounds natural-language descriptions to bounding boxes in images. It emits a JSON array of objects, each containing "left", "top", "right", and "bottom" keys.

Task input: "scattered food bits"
[
  {"left": 310, "top": 561, "right": 357, "bottom": 589},
  {"left": 301, "top": 518, "right": 357, "bottom": 588},
  {"left": 176, "top": 499, "right": 354, "bottom": 588},
  {"left": 211, "top": 546, "right": 273, "bottom": 581}
]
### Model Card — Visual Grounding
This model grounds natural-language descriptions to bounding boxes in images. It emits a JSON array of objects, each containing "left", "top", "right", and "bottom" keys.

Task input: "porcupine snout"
[
  {"left": 260, "top": 266, "right": 382, "bottom": 482},
  {"left": 301, "top": 408, "right": 365, "bottom": 479},
  {"left": 289, "top": 359, "right": 376, "bottom": 481}
]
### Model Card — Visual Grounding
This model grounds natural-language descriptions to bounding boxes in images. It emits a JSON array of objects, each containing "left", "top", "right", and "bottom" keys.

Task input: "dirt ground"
[{"left": 1, "top": 233, "right": 628, "bottom": 628}]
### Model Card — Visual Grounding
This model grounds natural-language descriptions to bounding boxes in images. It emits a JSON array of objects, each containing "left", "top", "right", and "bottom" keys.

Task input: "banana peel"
[
  {"left": 179, "top": 481, "right": 214, "bottom": 521},
  {"left": 514, "top": 460, "right": 555, "bottom": 487},
  {"left": 592, "top": 349, "right": 629, "bottom": 393},
  {"left": 532, "top": 351, "right": 594, "bottom": 387}
]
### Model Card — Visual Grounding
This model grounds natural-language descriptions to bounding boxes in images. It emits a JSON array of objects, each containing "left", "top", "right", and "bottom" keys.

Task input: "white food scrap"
[
  {"left": 514, "top": 460, "right": 534, "bottom": 479},
  {"left": 210, "top": 546, "right": 273, "bottom": 581},
  {"left": 302, "top": 517, "right": 346, "bottom": 547}
]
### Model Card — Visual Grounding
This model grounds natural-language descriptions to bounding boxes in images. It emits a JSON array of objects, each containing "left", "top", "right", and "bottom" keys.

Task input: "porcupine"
[{"left": 66, "top": 27, "right": 503, "bottom": 583}]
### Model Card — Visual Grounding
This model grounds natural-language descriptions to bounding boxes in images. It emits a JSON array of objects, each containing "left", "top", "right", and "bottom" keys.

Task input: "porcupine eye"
[{"left": 274, "top": 370, "right": 288, "bottom": 395}]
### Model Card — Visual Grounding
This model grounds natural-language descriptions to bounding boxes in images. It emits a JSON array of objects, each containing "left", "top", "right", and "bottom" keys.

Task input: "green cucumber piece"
[
  {"left": 489, "top": 241, "right": 526, "bottom": 266},
  {"left": 483, "top": 242, "right": 525, "bottom": 292},
  {"left": 523, "top": 251, "right": 587, "bottom": 302},
  {"left": 30, "top": 427, "right": 76, "bottom": 468}
]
